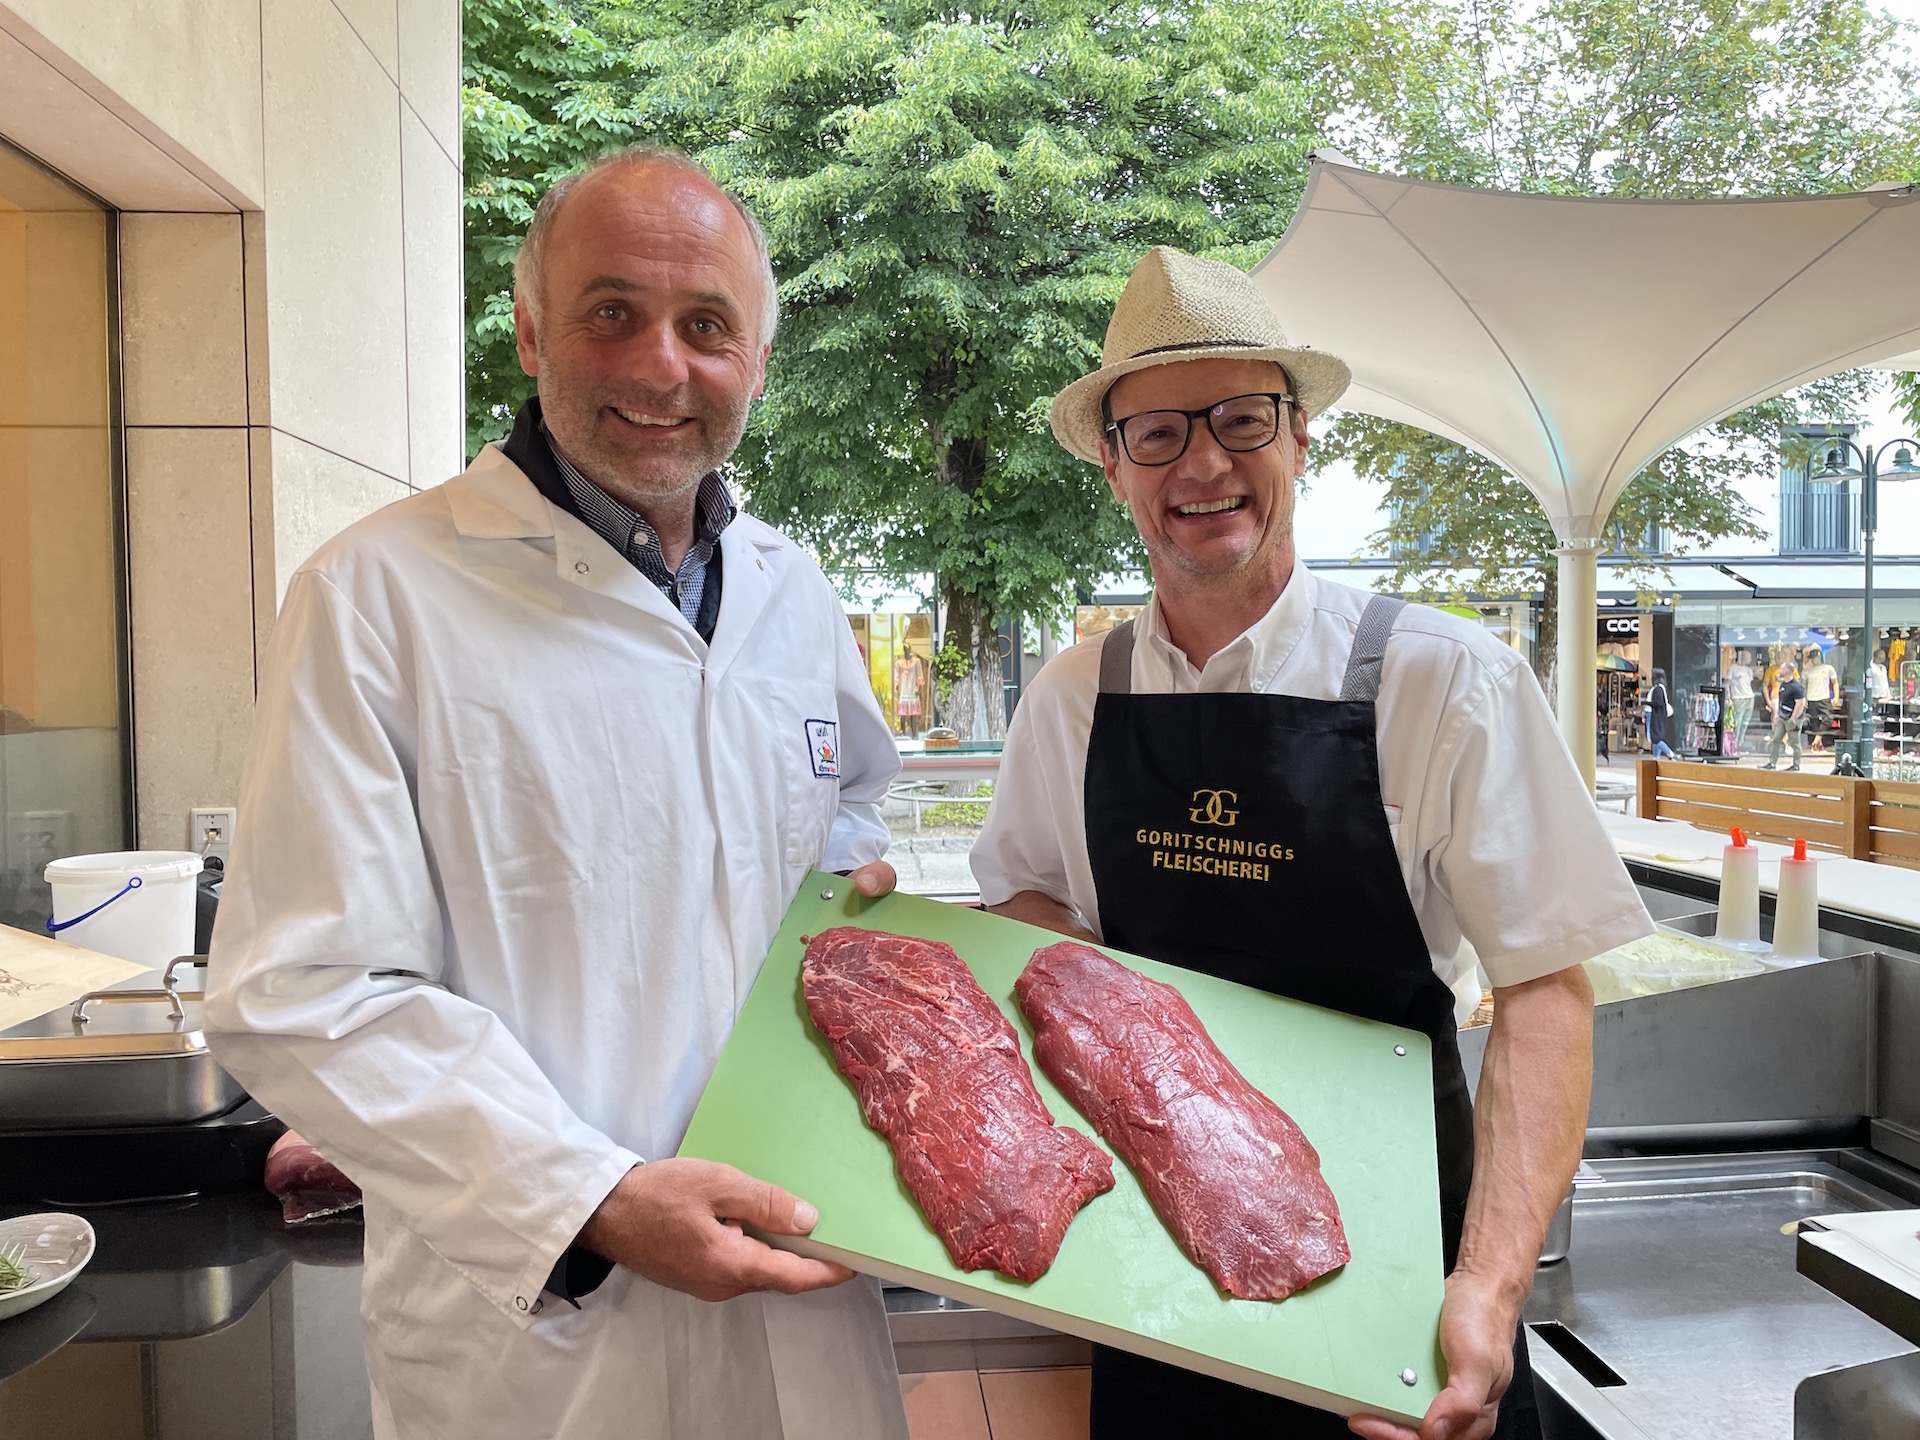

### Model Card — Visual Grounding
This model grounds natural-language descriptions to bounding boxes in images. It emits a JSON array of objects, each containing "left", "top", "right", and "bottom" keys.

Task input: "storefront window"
[
  {"left": 847, "top": 612, "right": 936, "bottom": 738},
  {"left": 0, "top": 138, "right": 125, "bottom": 933},
  {"left": 1670, "top": 600, "right": 1920, "bottom": 769},
  {"left": 1074, "top": 603, "right": 1144, "bottom": 643}
]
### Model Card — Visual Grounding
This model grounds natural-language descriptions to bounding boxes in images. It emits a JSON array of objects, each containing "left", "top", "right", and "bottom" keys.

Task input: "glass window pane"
[{"left": 0, "top": 137, "right": 125, "bottom": 934}]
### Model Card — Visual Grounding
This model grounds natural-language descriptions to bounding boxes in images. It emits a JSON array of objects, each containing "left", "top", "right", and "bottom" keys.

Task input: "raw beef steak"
[
  {"left": 1014, "top": 942, "right": 1349, "bottom": 1300},
  {"left": 801, "top": 927, "right": 1114, "bottom": 1280},
  {"left": 264, "top": 1129, "right": 363, "bottom": 1225}
]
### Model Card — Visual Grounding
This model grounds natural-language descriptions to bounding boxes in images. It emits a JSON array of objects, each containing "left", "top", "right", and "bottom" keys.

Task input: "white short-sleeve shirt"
[{"left": 971, "top": 568, "right": 1653, "bottom": 990}]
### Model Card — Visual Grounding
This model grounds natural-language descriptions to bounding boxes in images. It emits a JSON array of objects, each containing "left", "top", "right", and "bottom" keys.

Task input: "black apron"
[{"left": 1082, "top": 596, "right": 1540, "bottom": 1439}]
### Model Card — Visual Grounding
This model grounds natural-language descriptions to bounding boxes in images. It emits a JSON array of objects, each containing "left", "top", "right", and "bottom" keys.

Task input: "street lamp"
[{"left": 1809, "top": 435, "right": 1920, "bottom": 773}]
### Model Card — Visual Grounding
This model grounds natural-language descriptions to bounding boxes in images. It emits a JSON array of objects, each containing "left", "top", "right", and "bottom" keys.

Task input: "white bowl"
[{"left": 0, "top": 1213, "right": 96, "bottom": 1323}]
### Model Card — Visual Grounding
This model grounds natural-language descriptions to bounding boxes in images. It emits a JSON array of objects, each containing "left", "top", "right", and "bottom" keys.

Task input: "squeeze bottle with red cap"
[
  {"left": 1714, "top": 827, "right": 1763, "bottom": 948},
  {"left": 1771, "top": 838, "right": 1822, "bottom": 965}
]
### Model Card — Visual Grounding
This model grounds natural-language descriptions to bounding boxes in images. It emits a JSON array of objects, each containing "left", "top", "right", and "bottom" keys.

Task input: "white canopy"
[{"left": 1253, "top": 157, "right": 1920, "bottom": 784}]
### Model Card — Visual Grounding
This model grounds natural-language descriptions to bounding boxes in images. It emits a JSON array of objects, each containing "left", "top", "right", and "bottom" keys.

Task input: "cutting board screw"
[
  {"left": 1393, "top": 1045, "right": 1407, "bottom": 1056},
  {"left": 1399, "top": 1368, "right": 1417, "bottom": 1385}
]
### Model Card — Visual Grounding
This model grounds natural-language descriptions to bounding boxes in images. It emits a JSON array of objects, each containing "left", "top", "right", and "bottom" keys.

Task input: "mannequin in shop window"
[
  {"left": 1724, "top": 650, "right": 1755, "bottom": 759},
  {"left": 1869, "top": 649, "right": 1892, "bottom": 707},
  {"left": 893, "top": 642, "right": 929, "bottom": 738},
  {"left": 1802, "top": 647, "right": 1838, "bottom": 752}
]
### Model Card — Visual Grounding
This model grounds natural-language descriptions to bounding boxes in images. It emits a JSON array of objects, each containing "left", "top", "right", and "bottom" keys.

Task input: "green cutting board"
[{"left": 679, "top": 873, "right": 1445, "bottom": 1422}]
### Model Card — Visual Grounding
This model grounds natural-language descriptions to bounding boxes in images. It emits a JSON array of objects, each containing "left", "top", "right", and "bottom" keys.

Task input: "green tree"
[
  {"left": 1894, "top": 371, "right": 1920, "bottom": 432},
  {"left": 474, "top": 0, "right": 1328, "bottom": 736},
  {"left": 463, "top": 0, "right": 639, "bottom": 457},
  {"left": 1312, "top": 0, "right": 1920, "bottom": 693}
]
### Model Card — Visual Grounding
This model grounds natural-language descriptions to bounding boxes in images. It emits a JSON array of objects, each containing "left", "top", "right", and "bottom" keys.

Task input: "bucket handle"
[{"left": 46, "top": 875, "right": 143, "bottom": 935}]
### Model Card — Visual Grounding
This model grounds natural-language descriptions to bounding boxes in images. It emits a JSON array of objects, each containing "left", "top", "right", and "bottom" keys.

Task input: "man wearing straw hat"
[{"left": 972, "top": 248, "right": 1652, "bottom": 1439}]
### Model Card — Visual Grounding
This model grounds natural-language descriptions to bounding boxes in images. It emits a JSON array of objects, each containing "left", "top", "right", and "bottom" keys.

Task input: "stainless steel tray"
[
  {"left": 0, "top": 959, "right": 245, "bottom": 1129},
  {"left": 1524, "top": 1150, "right": 1920, "bottom": 1440}
]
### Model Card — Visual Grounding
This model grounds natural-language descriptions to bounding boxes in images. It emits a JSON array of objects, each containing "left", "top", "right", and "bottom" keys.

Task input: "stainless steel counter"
[{"left": 1523, "top": 1150, "right": 1920, "bottom": 1440}]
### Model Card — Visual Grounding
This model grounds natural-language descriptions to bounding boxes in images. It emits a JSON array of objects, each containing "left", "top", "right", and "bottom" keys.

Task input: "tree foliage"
[
  {"left": 464, "top": 0, "right": 638, "bottom": 457},
  {"left": 1894, "top": 371, "right": 1920, "bottom": 433},
  {"left": 585, "top": 0, "right": 1334, "bottom": 733}
]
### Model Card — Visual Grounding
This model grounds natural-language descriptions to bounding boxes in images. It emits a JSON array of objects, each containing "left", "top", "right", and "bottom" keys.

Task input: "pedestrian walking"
[
  {"left": 1765, "top": 662, "right": 1807, "bottom": 771},
  {"left": 1647, "top": 668, "right": 1676, "bottom": 759}
]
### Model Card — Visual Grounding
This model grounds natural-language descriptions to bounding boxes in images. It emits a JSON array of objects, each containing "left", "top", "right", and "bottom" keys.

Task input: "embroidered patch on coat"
[{"left": 806, "top": 719, "right": 840, "bottom": 778}]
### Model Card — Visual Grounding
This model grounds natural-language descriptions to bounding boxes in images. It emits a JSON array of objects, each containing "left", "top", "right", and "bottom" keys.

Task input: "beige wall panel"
[
  {"left": 1, "top": 0, "right": 265, "bottom": 206},
  {"left": 248, "top": 425, "right": 278, "bottom": 668},
  {"left": 270, "top": 428, "right": 409, "bottom": 606},
  {"left": 333, "top": 0, "right": 400, "bottom": 80},
  {"left": 0, "top": 26, "right": 235, "bottom": 212},
  {"left": 121, "top": 212, "right": 247, "bottom": 427},
  {"left": 261, "top": 0, "right": 409, "bottom": 483},
  {"left": 397, "top": 0, "right": 461, "bottom": 161},
  {"left": 402, "top": 106, "right": 464, "bottom": 486},
  {"left": 127, "top": 426, "right": 256, "bottom": 843},
  {"left": 242, "top": 209, "right": 270, "bottom": 425}
]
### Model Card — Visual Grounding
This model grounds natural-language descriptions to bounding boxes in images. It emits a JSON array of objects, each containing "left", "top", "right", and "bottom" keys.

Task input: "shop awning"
[{"left": 1253, "top": 156, "right": 1920, "bottom": 786}]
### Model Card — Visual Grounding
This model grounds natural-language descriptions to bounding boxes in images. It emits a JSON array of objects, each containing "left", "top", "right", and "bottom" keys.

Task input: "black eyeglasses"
[{"left": 1104, "top": 392, "right": 1295, "bottom": 467}]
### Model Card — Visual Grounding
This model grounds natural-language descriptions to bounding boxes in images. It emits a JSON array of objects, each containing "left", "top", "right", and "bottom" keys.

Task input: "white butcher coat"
[{"left": 205, "top": 443, "right": 908, "bottom": 1440}]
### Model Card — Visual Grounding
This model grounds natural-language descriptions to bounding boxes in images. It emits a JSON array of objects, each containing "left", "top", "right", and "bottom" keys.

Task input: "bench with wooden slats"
[
  {"left": 1634, "top": 759, "right": 1920, "bottom": 866},
  {"left": 1635, "top": 759, "right": 1864, "bottom": 857},
  {"left": 1866, "top": 778, "right": 1920, "bottom": 871}
]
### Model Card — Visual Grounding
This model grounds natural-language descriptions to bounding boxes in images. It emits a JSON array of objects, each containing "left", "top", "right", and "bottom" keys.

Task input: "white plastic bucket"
[{"left": 44, "top": 851, "right": 203, "bottom": 971}]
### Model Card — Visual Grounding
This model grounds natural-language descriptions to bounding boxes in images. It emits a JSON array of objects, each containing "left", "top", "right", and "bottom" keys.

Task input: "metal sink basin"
[{"left": 1525, "top": 1150, "right": 1920, "bottom": 1440}]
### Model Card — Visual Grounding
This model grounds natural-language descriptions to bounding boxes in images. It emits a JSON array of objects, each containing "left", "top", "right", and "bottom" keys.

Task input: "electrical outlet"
[
  {"left": 190, "top": 807, "right": 238, "bottom": 864},
  {"left": 7, "top": 811, "right": 73, "bottom": 868}
]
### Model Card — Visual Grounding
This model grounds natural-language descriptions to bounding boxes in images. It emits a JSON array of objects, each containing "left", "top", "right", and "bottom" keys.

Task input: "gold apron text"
[{"left": 1136, "top": 827, "right": 1295, "bottom": 883}]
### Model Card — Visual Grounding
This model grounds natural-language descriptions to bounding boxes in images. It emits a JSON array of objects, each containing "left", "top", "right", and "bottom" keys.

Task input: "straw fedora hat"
[{"left": 1050, "top": 246, "right": 1351, "bottom": 465}]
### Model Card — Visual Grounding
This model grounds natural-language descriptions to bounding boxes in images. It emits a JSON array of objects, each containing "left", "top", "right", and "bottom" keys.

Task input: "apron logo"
[
  {"left": 805, "top": 719, "right": 839, "bottom": 779},
  {"left": 1189, "top": 789, "right": 1239, "bottom": 826}
]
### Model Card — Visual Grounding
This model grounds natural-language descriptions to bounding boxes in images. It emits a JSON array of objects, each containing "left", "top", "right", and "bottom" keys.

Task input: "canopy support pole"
[{"left": 1554, "top": 540, "right": 1599, "bottom": 794}]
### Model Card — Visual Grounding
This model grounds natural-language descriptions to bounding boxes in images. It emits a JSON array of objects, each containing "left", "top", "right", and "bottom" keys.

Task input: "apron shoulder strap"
[
  {"left": 1339, "top": 594, "right": 1407, "bottom": 702},
  {"left": 1099, "top": 619, "right": 1137, "bottom": 694}
]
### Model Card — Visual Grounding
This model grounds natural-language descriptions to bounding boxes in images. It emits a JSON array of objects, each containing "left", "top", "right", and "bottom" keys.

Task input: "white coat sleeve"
[
  {"left": 205, "top": 570, "right": 641, "bottom": 1327},
  {"left": 821, "top": 599, "right": 900, "bottom": 872}
]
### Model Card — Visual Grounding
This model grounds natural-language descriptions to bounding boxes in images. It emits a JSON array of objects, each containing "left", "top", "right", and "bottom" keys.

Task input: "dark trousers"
[{"left": 1089, "top": 1328, "right": 1542, "bottom": 1439}]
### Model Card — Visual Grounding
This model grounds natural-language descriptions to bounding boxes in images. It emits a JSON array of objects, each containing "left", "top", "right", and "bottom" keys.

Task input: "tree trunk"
[
  {"left": 939, "top": 584, "right": 1006, "bottom": 741},
  {"left": 1533, "top": 563, "right": 1558, "bottom": 706}
]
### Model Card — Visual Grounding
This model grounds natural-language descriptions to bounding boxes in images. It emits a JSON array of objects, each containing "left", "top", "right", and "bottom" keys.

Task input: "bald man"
[{"left": 207, "top": 148, "right": 908, "bottom": 1440}]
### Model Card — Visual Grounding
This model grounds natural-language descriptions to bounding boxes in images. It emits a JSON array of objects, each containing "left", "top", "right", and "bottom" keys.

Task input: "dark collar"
[{"left": 500, "top": 396, "right": 576, "bottom": 515}]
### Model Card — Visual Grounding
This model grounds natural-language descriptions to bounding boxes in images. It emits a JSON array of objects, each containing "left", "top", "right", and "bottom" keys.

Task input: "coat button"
[{"left": 575, "top": 561, "right": 589, "bottom": 574}]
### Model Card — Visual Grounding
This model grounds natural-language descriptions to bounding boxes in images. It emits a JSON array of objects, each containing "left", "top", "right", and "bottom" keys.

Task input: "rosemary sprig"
[{"left": 0, "top": 1242, "right": 35, "bottom": 1294}]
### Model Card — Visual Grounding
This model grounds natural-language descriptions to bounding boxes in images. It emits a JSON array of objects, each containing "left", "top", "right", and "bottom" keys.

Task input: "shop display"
[
  {"left": 799, "top": 927, "right": 1114, "bottom": 1281},
  {"left": 892, "top": 644, "right": 929, "bottom": 738},
  {"left": 844, "top": 611, "right": 936, "bottom": 737},
  {"left": 1015, "top": 942, "right": 1350, "bottom": 1301},
  {"left": 1688, "top": 685, "right": 1725, "bottom": 758}
]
